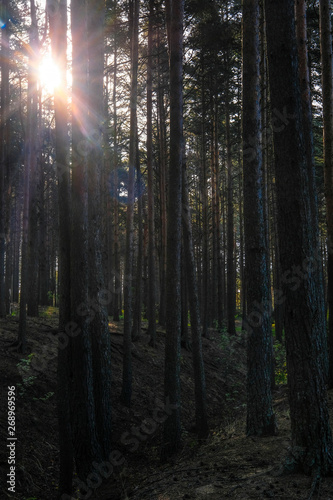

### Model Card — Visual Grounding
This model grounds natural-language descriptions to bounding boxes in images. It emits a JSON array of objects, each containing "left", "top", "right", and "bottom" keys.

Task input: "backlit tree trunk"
[{"left": 48, "top": 0, "right": 73, "bottom": 495}]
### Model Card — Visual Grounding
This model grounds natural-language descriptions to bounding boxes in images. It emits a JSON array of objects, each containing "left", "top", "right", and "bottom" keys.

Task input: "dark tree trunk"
[
  {"left": 27, "top": 0, "right": 40, "bottom": 318},
  {"left": 181, "top": 243, "right": 189, "bottom": 350},
  {"left": 70, "top": 0, "right": 101, "bottom": 479},
  {"left": 48, "top": 0, "right": 73, "bottom": 495},
  {"left": 319, "top": 0, "right": 333, "bottom": 388},
  {"left": 113, "top": 7, "right": 121, "bottom": 322},
  {"left": 147, "top": 0, "right": 157, "bottom": 346},
  {"left": 157, "top": 25, "right": 167, "bottom": 327},
  {"left": 0, "top": 0, "right": 10, "bottom": 317},
  {"left": 132, "top": 141, "right": 143, "bottom": 342},
  {"left": 265, "top": 0, "right": 333, "bottom": 474},
  {"left": 19, "top": 0, "right": 39, "bottom": 352},
  {"left": 182, "top": 161, "right": 208, "bottom": 439},
  {"left": 162, "top": 0, "right": 184, "bottom": 459},
  {"left": 226, "top": 102, "right": 236, "bottom": 335},
  {"left": 201, "top": 55, "right": 209, "bottom": 337},
  {"left": 242, "top": 0, "right": 276, "bottom": 437},
  {"left": 122, "top": 0, "right": 139, "bottom": 407},
  {"left": 38, "top": 170, "right": 49, "bottom": 307},
  {"left": 87, "top": 0, "right": 112, "bottom": 460}
]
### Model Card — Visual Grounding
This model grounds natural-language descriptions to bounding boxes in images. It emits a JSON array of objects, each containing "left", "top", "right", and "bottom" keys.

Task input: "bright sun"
[{"left": 39, "top": 55, "right": 61, "bottom": 93}]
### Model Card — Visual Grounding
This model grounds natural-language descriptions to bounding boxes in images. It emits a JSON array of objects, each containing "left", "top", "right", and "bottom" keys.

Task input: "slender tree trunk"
[
  {"left": 132, "top": 142, "right": 143, "bottom": 341},
  {"left": 113, "top": 7, "right": 121, "bottom": 322},
  {"left": 87, "top": 0, "right": 113, "bottom": 460},
  {"left": 147, "top": 0, "right": 157, "bottom": 346},
  {"left": 122, "top": 0, "right": 139, "bottom": 407},
  {"left": 70, "top": 0, "right": 101, "bottom": 479},
  {"left": 0, "top": 0, "right": 9, "bottom": 318},
  {"left": 182, "top": 161, "right": 208, "bottom": 439},
  {"left": 226, "top": 101, "right": 236, "bottom": 335},
  {"left": 181, "top": 243, "right": 189, "bottom": 349},
  {"left": 319, "top": 0, "right": 333, "bottom": 387},
  {"left": 157, "top": 25, "right": 167, "bottom": 327},
  {"left": 27, "top": 0, "right": 40, "bottom": 318},
  {"left": 19, "top": 0, "right": 39, "bottom": 352},
  {"left": 201, "top": 55, "right": 209, "bottom": 337},
  {"left": 265, "top": 0, "right": 333, "bottom": 474},
  {"left": 48, "top": 0, "right": 73, "bottom": 495},
  {"left": 242, "top": 0, "right": 276, "bottom": 437},
  {"left": 162, "top": 0, "right": 184, "bottom": 459}
]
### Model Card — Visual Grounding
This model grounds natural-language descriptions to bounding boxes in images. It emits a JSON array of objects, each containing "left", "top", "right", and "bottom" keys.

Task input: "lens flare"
[{"left": 39, "top": 54, "right": 61, "bottom": 93}]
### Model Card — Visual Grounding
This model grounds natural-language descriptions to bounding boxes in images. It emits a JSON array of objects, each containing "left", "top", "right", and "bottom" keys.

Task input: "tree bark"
[
  {"left": 226, "top": 101, "right": 236, "bottom": 335},
  {"left": 19, "top": 0, "right": 39, "bottom": 352},
  {"left": 0, "top": 0, "right": 10, "bottom": 318},
  {"left": 319, "top": 0, "right": 333, "bottom": 387},
  {"left": 242, "top": 0, "right": 276, "bottom": 437},
  {"left": 87, "top": 0, "right": 112, "bottom": 461},
  {"left": 182, "top": 161, "right": 209, "bottom": 439},
  {"left": 48, "top": 0, "right": 73, "bottom": 495},
  {"left": 70, "top": 0, "right": 102, "bottom": 479},
  {"left": 265, "top": 0, "right": 333, "bottom": 474},
  {"left": 162, "top": 0, "right": 184, "bottom": 459},
  {"left": 147, "top": 0, "right": 157, "bottom": 346},
  {"left": 121, "top": 0, "right": 139, "bottom": 407}
]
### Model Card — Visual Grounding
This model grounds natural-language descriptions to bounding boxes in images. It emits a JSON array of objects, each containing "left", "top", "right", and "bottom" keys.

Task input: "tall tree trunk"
[
  {"left": 113, "top": 5, "right": 121, "bottom": 322},
  {"left": 48, "top": 0, "right": 73, "bottom": 495},
  {"left": 70, "top": 0, "right": 101, "bottom": 479},
  {"left": 319, "top": 0, "right": 333, "bottom": 387},
  {"left": 226, "top": 101, "right": 236, "bottom": 335},
  {"left": 242, "top": 0, "right": 276, "bottom": 437},
  {"left": 147, "top": 0, "right": 157, "bottom": 346},
  {"left": 162, "top": 0, "right": 184, "bottom": 459},
  {"left": 19, "top": 0, "right": 39, "bottom": 352},
  {"left": 0, "top": 0, "right": 9, "bottom": 317},
  {"left": 265, "top": 0, "right": 333, "bottom": 474},
  {"left": 201, "top": 54, "right": 209, "bottom": 337},
  {"left": 157, "top": 23, "right": 167, "bottom": 327},
  {"left": 87, "top": 0, "right": 112, "bottom": 461},
  {"left": 182, "top": 161, "right": 208, "bottom": 439},
  {"left": 132, "top": 140, "right": 143, "bottom": 342},
  {"left": 27, "top": 0, "right": 40, "bottom": 318},
  {"left": 181, "top": 242, "right": 189, "bottom": 349},
  {"left": 121, "top": 0, "right": 139, "bottom": 407}
]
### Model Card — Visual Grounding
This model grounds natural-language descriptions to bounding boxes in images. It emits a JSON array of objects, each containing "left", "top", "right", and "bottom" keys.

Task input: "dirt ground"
[{"left": 1, "top": 309, "right": 333, "bottom": 500}]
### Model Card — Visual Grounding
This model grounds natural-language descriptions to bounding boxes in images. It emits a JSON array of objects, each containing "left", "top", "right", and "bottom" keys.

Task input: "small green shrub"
[{"left": 274, "top": 341, "right": 287, "bottom": 385}]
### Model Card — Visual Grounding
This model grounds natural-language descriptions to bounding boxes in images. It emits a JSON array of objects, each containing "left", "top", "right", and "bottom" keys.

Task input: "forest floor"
[{"left": 1, "top": 309, "right": 333, "bottom": 499}]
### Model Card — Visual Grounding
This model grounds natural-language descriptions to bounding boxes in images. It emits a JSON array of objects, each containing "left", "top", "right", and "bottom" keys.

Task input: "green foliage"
[
  {"left": 17, "top": 353, "right": 35, "bottom": 370},
  {"left": 274, "top": 341, "right": 287, "bottom": 385},
  {"left": 33, "top": 391, "right": 54, "bottom": 402},
  {"left": 17, "top": 354, "right": 37, "bottom": 396},
  {"left": 220, "top": 331, "right": 229, "bottom": 350},
  {"left": 39, "top": 306, "right": 58, "bottom": 317}
]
